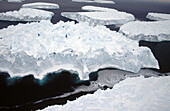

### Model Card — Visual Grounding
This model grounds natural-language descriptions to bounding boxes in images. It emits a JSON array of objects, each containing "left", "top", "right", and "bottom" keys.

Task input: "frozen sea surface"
[
  {"left": 0, "top": 8, "right": 54, "bottom": 21},
  {"left": 39, "top": 75, "right": 170, "bottom": 111},
  {"left": 119, "top": 20, "right": 170, "bottom": 42},
  {"left": 146, "top": 12, "right": 170, "bottom": 21}
]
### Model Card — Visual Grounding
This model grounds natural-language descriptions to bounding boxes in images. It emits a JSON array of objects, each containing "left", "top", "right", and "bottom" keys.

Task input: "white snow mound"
[
  {"left": 38, "top": 76, "right": 170, "bottom": 111},
  {"left": 119, "top": 20, "right": 170, "bottom": 42},
  {"left": 146, "top": 12, "right": 170, "bottom": 21},
  {"left": 0, "top": 8, "right": 54, "bottom": 22},
  {"left": 61, "top": 6, "right": 135, "bottom": 26},
  {"left": 0, "top": 20, "right": 159, "bottom": 80},
  {"left": 22, "top": 2, "right": 60, "bottom": 10}
]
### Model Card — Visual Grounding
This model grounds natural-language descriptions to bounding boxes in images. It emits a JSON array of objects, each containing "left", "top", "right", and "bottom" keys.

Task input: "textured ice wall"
[
  {"left": 61, "top": 6, "right": 135, "bottom": 26},
  {"left": 119, "top": 20, "right": 170, "bottom": 42},
  {"left": 0, "top": 20, "right": 159, "bottom": 80},
  {"left": 39, "top": 76, "right": 170, "bottom": 111},
  {"left": 22, "top": 2, "right": 60, "bottom": 10},
  {"left": 72, "top": 0, "right": 115, "bottom": 4},
  {"left": 0, "top": 8, "right": 54, "bottom": 22},
  {"left": 146, "top": 12, "right": 170, "bottom": 21}
]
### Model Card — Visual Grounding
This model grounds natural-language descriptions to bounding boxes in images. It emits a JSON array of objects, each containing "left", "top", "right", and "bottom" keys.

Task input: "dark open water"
[{"left": 0, "top": 0, "right": 170, "bottom": 110}]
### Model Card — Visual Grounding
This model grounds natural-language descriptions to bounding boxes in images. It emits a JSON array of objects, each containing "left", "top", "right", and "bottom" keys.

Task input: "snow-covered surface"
[
  {"left": 0, "top": 8, "right": 54, "bottom": 22},
  {"left": 119, "top": 20, "right": 170, "bottom": 42},
  {"left": 61, "top": 6, "right": 135, "bottom": 26},
  {"left": 22, "top": 2, "right": 60, "bottom": 10},
  {"left": 72, "top": 0, "right": 115, "bottom": 4},
  {"left": 0, "top": 20, "right": 159, "bottom": 80},
  {"left": 146, "top": 12, "right": 170, "bottom": 21},
  {"left": 39, "top": 76, "right": 170, "bottom": 111}
]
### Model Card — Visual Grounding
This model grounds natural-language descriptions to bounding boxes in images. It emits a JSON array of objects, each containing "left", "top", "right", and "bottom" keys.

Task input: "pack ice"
[
  {"left": 0, "top": 8, "right": 54, "bottom": 22},
  {"left": 146, "top": 12, "right": 170, "bottom": 21},
  {"left": 0, "top": 20, "right": 159, "bottom": 80},
  {"left": 61, "top": 6, "right": 135, "bottom": 26},
  {"left": 119, "top": 20, "right": 170, "bottom": 42},
  {"left": 72, "top": 0, "right": 115, "bottom": 4},
  {"left": 39, "top": 76, "right": 170, "bottom": 111},
  {"left": 22, "top": 2, "right": 60, "bottom": 10}
]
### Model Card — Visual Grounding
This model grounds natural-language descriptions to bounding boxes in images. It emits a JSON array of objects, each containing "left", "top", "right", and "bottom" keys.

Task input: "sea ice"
[
  {"left": 7, "top": 0, "right": 25, "bottom": 3},
  {"left": 119, "top": 20, "right": 170, "bottom": 42},
  {"left": 22, "top": 2, "right": 60, "bottom": 10},
  {"left": 0, "top": 20, "right": 159, "bottom": 80},
  {"left": 38, "top": 76, "right": 170, "bottom": 111},
  {"left": 146, "top": 12, "right": 170, "bottom": 21},
  {"left": 72, "top": 0, "right": 115, "bottom": 4},
  {"left": 0, "top": 8, "right": 54, "bottom": 22},
  {"left": 61, "top": 6, "right": 135, "bottom": 26}
]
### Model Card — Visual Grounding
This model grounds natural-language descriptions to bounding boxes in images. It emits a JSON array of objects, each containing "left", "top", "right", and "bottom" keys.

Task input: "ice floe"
[
  {"left": 7, "top": 0, "right": 25, "bottom": 3},
  {"left": 0, "top": 20, "right": 159, "bottom": 80},
  {"left": 0, "top": 8, "right": 54, "bottom": 22},
  {"left": 72, "top": 0, "right": 115, "bottom": 4},
  {"left": 39, "top": 76, "right": 170, "bottom": 111},
  {"left": 119, "top": 20, "right": 170, "bottom": 42},
  {"left": 61, "top": 6, "right": 135, "bottom": 26},
  {"left": 146, "top": 12, "right": 170, "bottom": 21},
  {"left": 22, "top": 2, "right": 60, "bottom": 10}
]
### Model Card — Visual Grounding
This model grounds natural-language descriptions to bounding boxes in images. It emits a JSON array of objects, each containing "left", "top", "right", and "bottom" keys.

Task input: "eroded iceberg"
[
  {"left": 61, "top": 6, "right": 135, "bottom": 26},
  {"left": 72, "top": 0, "right": 115, "bottom": 4},
  {"left": 0, "top": 8, "right": 54, "bottom": 22},
  {"left": 146, "top": 12, "right": 170, "bottom": 21},
  {"left": 38, "top": 76, "right": 170, "bottom": 111},
  {"left": 22, "top": 2, "right": 60, "bottom": 10},
  {"left": 0, "top": 20, "right": 159, "bottom": 80},
  {"left": 119, "top": 20, "right": 170, "bottom": 42}
]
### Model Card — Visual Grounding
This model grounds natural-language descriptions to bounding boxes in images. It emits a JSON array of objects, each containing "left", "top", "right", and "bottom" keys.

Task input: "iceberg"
[
  {"left": 72, "top": 0, "right": 115, "bottom": 4},
  {"left": 0, "top": 20, "right": 159, "bottom": 80},
  {"left": 119, "top": 20, "right": 170, "bottom": 42},
  {"left": 61, "top": 6, "right": 135, "bottom": 26},
  {"left": 0, "top": 8, "right": 54, "bottom": 22},
  {"left": 38, "top": 76, "right": 170, "bottom": 111},
  {"left": 146, "top": 12, "right": 170, "bottom": 21},
  {"left": 22, "top": 2, "right": 60, "bottom": 10}
]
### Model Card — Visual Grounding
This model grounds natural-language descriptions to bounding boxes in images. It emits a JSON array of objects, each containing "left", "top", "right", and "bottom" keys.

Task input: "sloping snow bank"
[
  {"left": 0, "top": 20, "right": 159, "bottom": 80},
  {"left": 119, "top": 20, "right": 170, "bottom": 42},
  {"left": 39, "top": 76, "right": 170, "bottom": 111}
]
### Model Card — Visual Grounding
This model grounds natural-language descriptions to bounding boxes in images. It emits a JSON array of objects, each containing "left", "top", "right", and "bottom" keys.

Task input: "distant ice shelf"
[
  {"left": 0, "top": 8, "right": 54, "bottom": 22},
  {"left": 61, "top": 6, "right": 135, "bottom": 26},
  {"left": 0, "top": 20, "right": 159, "bottom": 80},
  {"left": 38, "top": 76, "right": 170, "bottom": 111},
  {"left": 146, "top": 12, "right": 170, "bottom": 21},
  {"left": 72, "top": 0, "right": 115, "bottom": 4},
  {"left": 119, "top": 20, "right": 170, "bottom": 42},
  {"left": 22, "top": 2, "right": 60, "bottom": 10}
]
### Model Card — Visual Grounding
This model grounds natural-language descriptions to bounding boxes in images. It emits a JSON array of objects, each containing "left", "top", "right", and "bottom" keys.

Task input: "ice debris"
[
  {"left": 146, "top": 12, "right": 170, "bottom": 21},
  {"left": 0, "top": 20, "right": 159, "bottom": 80},
  {"left": 61, "top": 6, "right": 135, "bottom": 26},
  {"left": 119, "top": 20, "right": 170, "bottom": 42},
  {"left": 39, "top": 76, "right": 170, "bottom": 111},
  {"left": 22, "top": 2, "right": 60, "bottom": 10},
  {"left": 0, "top": 8, "right": 54, "bottom": 22}
]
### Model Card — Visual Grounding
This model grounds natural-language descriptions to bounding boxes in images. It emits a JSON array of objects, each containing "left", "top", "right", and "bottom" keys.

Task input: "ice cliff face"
[
  {"left": 22, "top": 2, "right": 60, "bottom": 10},
  {"left": 146, "top": 12, "right": 170, "bottom": 21},
  {"left": 39, "top": 76, "right": 170, "bottom": 111},
  {"left": 61, "top": 6, "right": 135, "bottom": 26},
  {"left": 0, "top": 8, "right": 54, "bottom": 22},
  {"left": 0, "top": 20, "right": 159, "bottom": 80},
  {"left": 119, "top": 20, "right": 170, "bottom": 42}
]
